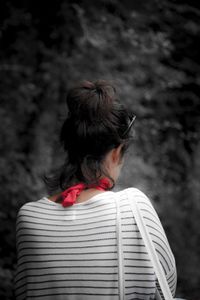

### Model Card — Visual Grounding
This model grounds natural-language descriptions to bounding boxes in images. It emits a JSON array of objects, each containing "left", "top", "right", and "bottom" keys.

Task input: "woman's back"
[{"left": 15, "top": 188, "right": 176, "bottom": 300}]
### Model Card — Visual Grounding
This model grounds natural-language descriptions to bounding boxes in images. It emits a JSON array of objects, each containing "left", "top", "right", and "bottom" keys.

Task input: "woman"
[{"left": 15, "top": 80, "right": 177, "bottom": 299}]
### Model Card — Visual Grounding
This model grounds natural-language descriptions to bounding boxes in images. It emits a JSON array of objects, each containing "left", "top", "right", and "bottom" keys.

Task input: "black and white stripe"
[{"left": 14, "top": 188, "right": 177, "bottom": 300}]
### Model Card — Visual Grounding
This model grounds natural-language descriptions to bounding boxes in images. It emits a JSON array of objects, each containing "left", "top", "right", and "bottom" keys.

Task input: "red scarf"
[{"left": 61, "top": 178, "right": 111, "bottom": 207}]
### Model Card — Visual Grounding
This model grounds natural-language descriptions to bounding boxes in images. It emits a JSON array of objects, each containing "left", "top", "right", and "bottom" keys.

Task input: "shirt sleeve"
[
  {"left": 14, "top": 203, "right": 30, "bottom": 300},
  {"left": 127, "top": 188, "right": 177, "bottom": 298}
]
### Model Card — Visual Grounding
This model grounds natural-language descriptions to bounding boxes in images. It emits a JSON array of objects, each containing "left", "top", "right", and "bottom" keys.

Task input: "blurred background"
[{"left": 0, "top": 0, "right": 200, "bottom": 299}]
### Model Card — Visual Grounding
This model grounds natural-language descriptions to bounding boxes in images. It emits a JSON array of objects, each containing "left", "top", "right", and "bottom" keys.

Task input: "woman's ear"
[{"left": 112, "top": 144, "right": 123, "bottom": 164}]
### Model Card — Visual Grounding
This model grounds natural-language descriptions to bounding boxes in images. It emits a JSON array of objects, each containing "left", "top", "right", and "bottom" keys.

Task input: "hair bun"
[{"left": 66, "top": 80, "right": 116, "bottom": 121}]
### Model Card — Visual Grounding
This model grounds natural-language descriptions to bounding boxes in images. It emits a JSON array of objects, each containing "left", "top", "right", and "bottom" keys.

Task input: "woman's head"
[{"left": 44, "top": 80, "right": 135, "bottom": 193}]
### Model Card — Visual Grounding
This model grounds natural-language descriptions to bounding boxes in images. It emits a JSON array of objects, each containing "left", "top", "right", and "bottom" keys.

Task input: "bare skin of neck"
[{"left": 48, "top": 188, "right": 106, "bottom": 204}]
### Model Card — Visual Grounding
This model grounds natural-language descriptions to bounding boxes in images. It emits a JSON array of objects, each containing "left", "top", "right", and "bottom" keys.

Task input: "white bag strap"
[
  {"left": 127, "top": 190, "right": 174, "bottom": 300},
  {"left": 115, "top": 196, "right": 125, "bottom": 300}
]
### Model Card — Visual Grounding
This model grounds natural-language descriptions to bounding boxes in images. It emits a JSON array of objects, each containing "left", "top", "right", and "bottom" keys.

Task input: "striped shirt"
[{"left": 14, "top": 187, "right": 177, "bottom": 300}]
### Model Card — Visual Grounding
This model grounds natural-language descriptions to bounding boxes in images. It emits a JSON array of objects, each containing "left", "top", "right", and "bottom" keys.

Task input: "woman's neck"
[{"left": 48, "top": 189, "right": 105, "bottom": 204}]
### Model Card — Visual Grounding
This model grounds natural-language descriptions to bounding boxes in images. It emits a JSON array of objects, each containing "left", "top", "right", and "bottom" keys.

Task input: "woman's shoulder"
[
  {"left": 117, "top": 187, "right": 160, "bottom": 223},
  {"left": 116, "top": 187, "right": 151, "bottom": 204},
  {"left": 16, "top": 197, "right": 48, "bottom": 217}
]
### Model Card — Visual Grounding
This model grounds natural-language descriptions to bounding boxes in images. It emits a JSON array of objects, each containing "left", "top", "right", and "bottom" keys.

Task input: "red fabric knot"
[
  {"left": 61, "top": 183, "right": 85, "bottom": 207},
  {"left": 61, "top": 178, "right": 111, "bottom": 207}
]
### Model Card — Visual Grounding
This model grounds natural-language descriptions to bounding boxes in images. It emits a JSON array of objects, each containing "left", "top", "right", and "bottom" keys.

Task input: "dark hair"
[{"left": 43, "top": 80, "right": 134, "bottom": 197}]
